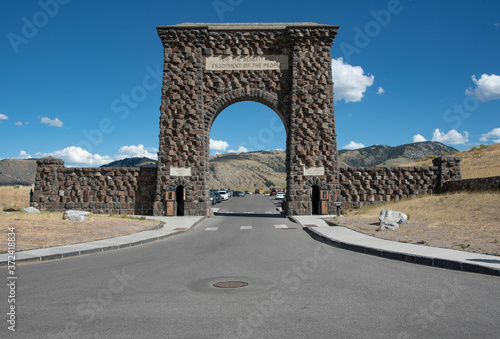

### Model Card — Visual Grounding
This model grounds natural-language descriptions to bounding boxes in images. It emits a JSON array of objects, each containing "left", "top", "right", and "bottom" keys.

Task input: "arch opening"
[{"left": 208, "top": 100, "right": 287, "bottom": 193}]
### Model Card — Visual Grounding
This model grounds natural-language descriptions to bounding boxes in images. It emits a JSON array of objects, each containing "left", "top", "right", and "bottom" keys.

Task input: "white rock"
[
  {"left": 23, "top": 207, "right": 40, "bottom": 214},
  {"left": 378, "top": 209, "right": 408, "bottom": 231},
  {"left": 63, "top": 210, "right": 90, "bottom": 222}
]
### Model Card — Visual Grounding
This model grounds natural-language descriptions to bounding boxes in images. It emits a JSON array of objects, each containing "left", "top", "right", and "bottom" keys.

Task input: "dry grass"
[
  {"left": 406, "top": 143, "right": 500, "bottom": 179},
  {"left": 0, "top": 212, "right": 159, "bottom": 252},
  {"left": 331, "top": 192, "right": 500, "bottom": 255},
  {"left": 0, "top": 185, "right": 32, "bottom": 212},
  {"left": 0, "top": 185, "right": 159, "bottom": 252}
]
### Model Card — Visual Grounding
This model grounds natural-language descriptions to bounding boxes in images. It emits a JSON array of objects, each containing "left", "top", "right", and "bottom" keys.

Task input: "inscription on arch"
[{"left": 206, "top": 55, "right": 289, "bottom": 71}]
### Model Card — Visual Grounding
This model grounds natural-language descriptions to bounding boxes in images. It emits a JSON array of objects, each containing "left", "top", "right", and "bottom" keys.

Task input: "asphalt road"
[{"left": 1, "top": 195, "right": 499, "bottom": 338}]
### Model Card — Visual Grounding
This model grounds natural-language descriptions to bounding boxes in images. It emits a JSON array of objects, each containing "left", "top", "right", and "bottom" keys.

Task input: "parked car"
[
  {"left": 234, "top": 191, "right": 245, "bottom": 197},
  {"left": 213, "top": 192, "right": 221, "bottom": 203},
  {"left": 276, "top": 192, "right": 285, "bottom": 200},
  {"left": 219, "top": 190, "right": 229, "bottom": 200},
  {"left": 210, "top": 191, "right": 215, "bottom": 205},
  {"left": 245, "top": 190, "right": 250, "bottom": 195},
  {"left": 270, "top": 188, "right": 277, "bottom": 196}
]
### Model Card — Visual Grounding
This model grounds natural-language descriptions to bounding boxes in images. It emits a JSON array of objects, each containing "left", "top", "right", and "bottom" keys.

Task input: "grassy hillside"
[
  {"left": 338, "top": 141, "right": 457, "bottom": 167},
  {"left": 406, "top": 143, "right": 500, "bottom": 179},
  {"left": 208, "top": 150, "right": 286, "bottom": 191}
]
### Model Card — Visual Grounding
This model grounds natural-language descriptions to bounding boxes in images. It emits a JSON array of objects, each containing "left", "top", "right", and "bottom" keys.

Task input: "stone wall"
[
  {"left": 339, "top": 156, "right": 462, "bottom": 208},
  {"left": 32, "top": 157, "right": 157, "bottom": 215},
  {"left": 441, "top": 176, "right": 500, "bottom": 193}
]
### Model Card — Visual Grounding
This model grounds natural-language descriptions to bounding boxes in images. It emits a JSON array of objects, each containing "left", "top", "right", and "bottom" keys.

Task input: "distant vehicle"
[
  {"left": 219, "top": 190, "right": 229, "bottom": 200},
  {"left": 254, "top": 189, "right": 261, "bottom": 194},
  {"left": 245, "top": 190, "right": 250, "bottom": 195},
  {"left": 270, "top": 188, "right": 277, "bottom": 196},
  {"left": 234, "top": 191, "right": 245, "bottom": 197},
  {"left": 276, "top": 192, "right": 285, "bottom": 200}
]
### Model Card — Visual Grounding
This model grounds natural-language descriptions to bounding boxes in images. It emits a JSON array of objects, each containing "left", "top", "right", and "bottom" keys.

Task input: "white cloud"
[
  {"left": 18, "top": 150, "right": 31, "bottom": 159},
  {"left": 412, "top": 134, "right": 427, "bottom": 143},
  {"left": 274, "top": 148, "right": 284, "bottom": 151},
  {"left": 465, "top": 74, "right": 500, "bottom": 102},
  {"left": 40, "top": 117, "right": 64, "bottom": 128},
  {"left": 376, "top": 87, "right": 385, "bottom": 95},
  {"left": 431, "top": 129, "right": 469, "bottom": 145},
  {"left": 480, "top": 127, "right": 500, "bottom": 143},
  {"left": 0, "top": 114, "right": 8, "bottom": 120},
  {"left": 228, "top": 146, "right": 248, "bottom": 154},
  {"left": 343, "top": 141, "right": 366, "bottom": 150},
  {"left": 15, "top": 121, "right": 23, "bottom": 126},
  {"left": 210, "top": 139, "right": 229, "bottom": 152},
  {"left": 117, "top": 144, "right": 158, "bottom": 160},
  {"left": 332, "top": 57, "right": 374, "bottom": 103},
  {"left": 35, "top": 146, "right": 113, "bottom": 166}
]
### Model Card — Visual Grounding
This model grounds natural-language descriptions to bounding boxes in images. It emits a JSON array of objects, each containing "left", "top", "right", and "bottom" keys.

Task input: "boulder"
[
  {"left": 63, "top": 210, "right": 90, "bottom": 222},
  {"left": 23, "top": 207, "right": 40, "bottom": 214},
  {"left": 378, "top": 209, "right": 408, "bottom": 231}
]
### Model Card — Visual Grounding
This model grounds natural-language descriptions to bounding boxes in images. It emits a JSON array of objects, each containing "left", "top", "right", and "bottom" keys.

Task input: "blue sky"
[{"left": 1, "top": 0, "right": 499, "bottom": 166}]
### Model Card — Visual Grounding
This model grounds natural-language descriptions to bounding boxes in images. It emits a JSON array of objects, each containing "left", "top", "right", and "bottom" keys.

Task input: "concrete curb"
[
  {"left": 0, "top": 216, "right": 206, "bottom": 266},
  {"left": 290, "top": 216, "right": 500, "bottom": 277}
]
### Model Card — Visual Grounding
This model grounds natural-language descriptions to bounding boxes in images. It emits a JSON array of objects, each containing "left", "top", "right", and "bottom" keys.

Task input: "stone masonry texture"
[{"left": 155, "top": 23, "right": 340, "bottom": 216}]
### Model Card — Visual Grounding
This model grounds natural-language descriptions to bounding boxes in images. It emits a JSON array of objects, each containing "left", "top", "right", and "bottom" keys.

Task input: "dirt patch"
[
  {"left": 327, "top": 192, "right": 500, "bottom": 256},
  {"left": 0, "top": 212, "right": 160, "bottom": 252}
]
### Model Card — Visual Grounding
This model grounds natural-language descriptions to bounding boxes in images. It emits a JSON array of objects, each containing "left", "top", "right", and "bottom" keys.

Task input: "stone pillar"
[
  {"left": 432, "top": 156, "right": 461, "bottom": 192},
  {"left": 32, "top": 157, "right": 64, "bottom": 211},
  {"left": 286, "top": 27, "right": 339, "bottom": 215},
  {"left": 155, "top": 27, "right": 209, "bottom": 216}
]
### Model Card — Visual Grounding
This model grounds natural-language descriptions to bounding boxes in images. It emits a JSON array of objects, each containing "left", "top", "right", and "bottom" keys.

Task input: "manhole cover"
[{"left": 213, "top": 281, "right": 249, "bottom": 289}]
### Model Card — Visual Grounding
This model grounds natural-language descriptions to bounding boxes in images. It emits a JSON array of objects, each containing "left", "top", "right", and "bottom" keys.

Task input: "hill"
[
  {"left": 209, "top": 150, "right": 286, "bottom": 190},
  {"left": 0, "top": 159, "right": 37, "bottom": 186},
  {"left": 338, "top": 141, "right": 458, "bottom": 167},
  {"left": 406, "top": 143, "right": 500, "bottom": 179},
  {"left": 100, "top": 157, "right": 157, "bottom": 168}
]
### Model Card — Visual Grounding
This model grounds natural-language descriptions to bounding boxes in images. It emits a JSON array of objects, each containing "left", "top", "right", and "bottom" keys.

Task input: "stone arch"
[
  {"left": 205, "top": 88, "right": 290, "bottom": 133},
  {"left": 155, "top": 22, "right": 340, "bottom": 216}
]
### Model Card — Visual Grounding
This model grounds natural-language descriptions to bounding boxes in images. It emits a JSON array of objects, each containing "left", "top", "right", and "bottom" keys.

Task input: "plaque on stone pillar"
[
  {"left": 170, "top": 167, "right": 192, "bottom": 176},
  {"left": 303, "top": 166, "right": 325, "bottom": 176}
]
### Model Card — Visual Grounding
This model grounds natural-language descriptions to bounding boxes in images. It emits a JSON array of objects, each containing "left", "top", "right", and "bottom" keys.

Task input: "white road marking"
[
  {"left": 244, "top": 212, "right": 255, "bottom": 214},
  {"left": 205, "top": 227, "right": 219, "bottom": 231},
  {"left": 240, "top": 226, "right": 252, "bottom": 230},
  {"left": 274, "top": 224, "right": 288, "bottom": 229}
]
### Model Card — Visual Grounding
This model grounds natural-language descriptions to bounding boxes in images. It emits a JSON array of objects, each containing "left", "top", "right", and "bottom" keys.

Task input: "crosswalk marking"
[
  {"left": 205, "top": 227, "right": 219, "bottom": 231},
  {"left": 240, "top": 226, "right": 252, "bottom": 230},
  {"left": 274, "top": 224, "right": 288, "bottom": 229}
]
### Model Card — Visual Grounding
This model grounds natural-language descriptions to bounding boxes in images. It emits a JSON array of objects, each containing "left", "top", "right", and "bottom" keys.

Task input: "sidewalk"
[
  {"left": 0, "top": 216, "right": 205, "bottom": 266},
  {"left": 291, "top": 215, "right": 500, "bottom": 277}
]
